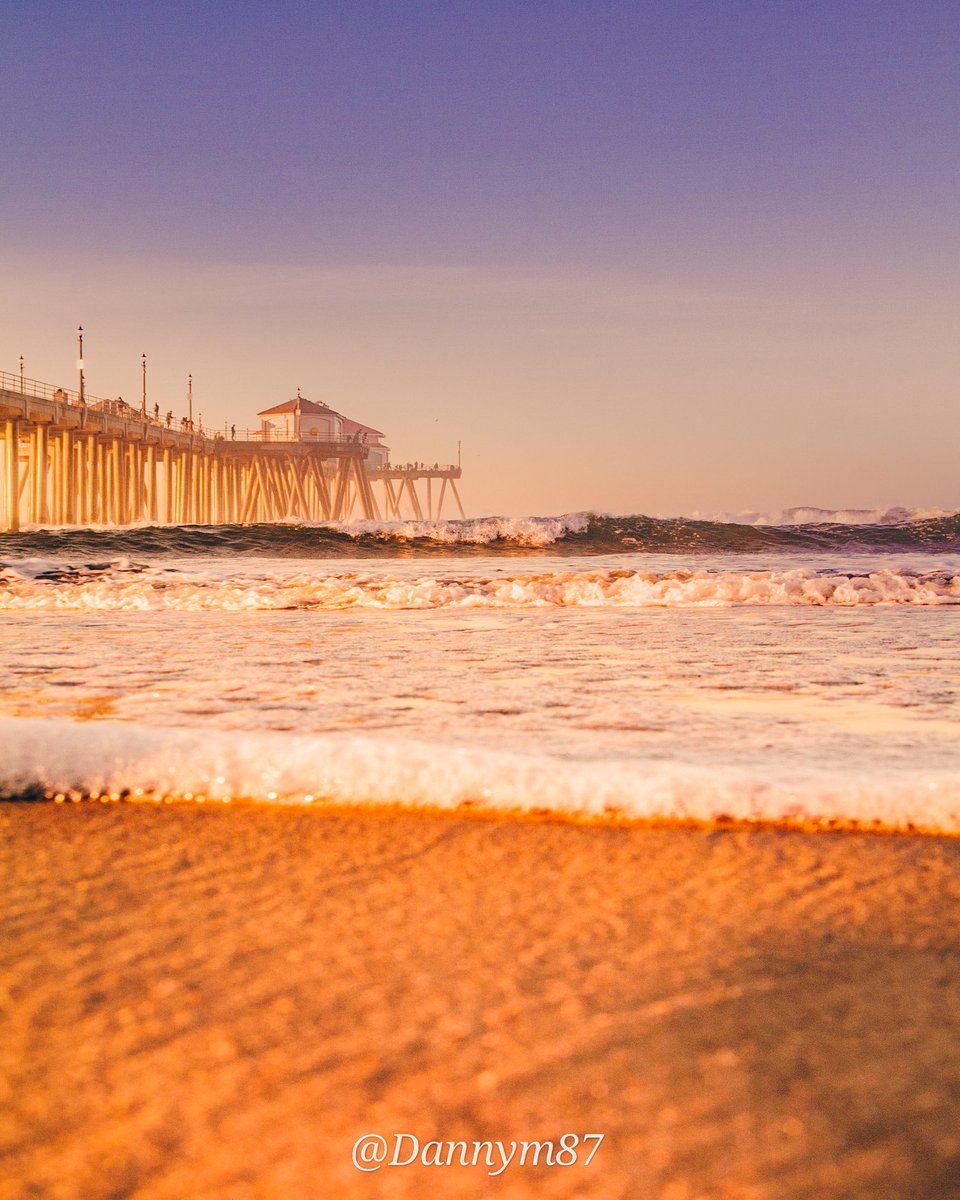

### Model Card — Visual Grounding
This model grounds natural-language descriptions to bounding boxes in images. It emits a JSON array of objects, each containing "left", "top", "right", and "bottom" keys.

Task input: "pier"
[{"left": 0, "top": 370, "right": 464, "bottom": 531}]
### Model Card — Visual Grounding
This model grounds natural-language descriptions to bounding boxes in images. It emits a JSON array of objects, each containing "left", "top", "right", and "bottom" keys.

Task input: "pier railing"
[
  {"left": 368, "top": 463, "right": 460, "bottom": 474},
  {"left": 0, "top": 368, "right": 109, "bottom": 409},
  {"left": 0, "top": 372, "right": 368, "bottom": 445},
  {"left": 247, "top": 430, "right": 363, "bottom": 445}
]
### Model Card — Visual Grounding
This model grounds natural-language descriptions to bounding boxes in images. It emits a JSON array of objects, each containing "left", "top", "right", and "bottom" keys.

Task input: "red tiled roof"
[{"left": 257, "top": 396, "right": 335, "bottom": 417}]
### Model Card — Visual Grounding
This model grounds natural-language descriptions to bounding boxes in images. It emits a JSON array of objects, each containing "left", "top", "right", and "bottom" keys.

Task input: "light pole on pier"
[
  {"left": 77, "top": 326, "right": 85, "bottom": 404},
  {"left": 188, "top": 374, "right": 193, "bottom": 429},
  {"left": 18, "top": 356, "right": 24, "bottom": 393},
  {"left": 141, "top": 353, "right": 147, "bottom": 418}
]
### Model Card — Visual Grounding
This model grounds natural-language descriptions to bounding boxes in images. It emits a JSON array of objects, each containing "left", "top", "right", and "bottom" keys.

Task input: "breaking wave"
[
  {"left": 1, "top": 509, "right": 959, "bottom": 559},
  {"left": 692, "top": 505, "right": 956, "bottom": 527},
  {"left": 1, "top": 562, "right": 958, "bottom": 609},
  {"left": 2, "top": 717, "right": 957, "bottom": 834}
]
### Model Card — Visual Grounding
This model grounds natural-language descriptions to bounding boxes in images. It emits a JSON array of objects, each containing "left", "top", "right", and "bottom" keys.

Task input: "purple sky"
[{"left": 2, "top": 1, "right": 958, "bottom": 515}]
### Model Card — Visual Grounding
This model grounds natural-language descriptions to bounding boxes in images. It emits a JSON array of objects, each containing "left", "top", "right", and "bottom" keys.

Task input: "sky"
[{"left": 1, "top": 0, "right": 957, "bottom": 517}]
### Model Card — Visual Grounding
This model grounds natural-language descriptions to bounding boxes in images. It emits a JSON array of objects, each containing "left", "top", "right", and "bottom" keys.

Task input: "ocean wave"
[
  {"left": 693, "top": 505, "right": 956, "bottom": 527},
  {"left": 1, "top": 563, "right": 958, "bottom": 609},
  {"left": 1, "top": 510, "right": 959, "bottom": 558},
  {"left": 323, "top": 513, "right": 591, "bottom": 545},
  {"left": 2, "top": 717, "right": 957, "bottom": 833}
]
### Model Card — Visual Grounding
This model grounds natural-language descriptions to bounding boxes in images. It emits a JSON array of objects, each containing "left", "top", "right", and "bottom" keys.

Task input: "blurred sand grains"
[{"left": 3, "top": 803, "right": 960, "bottom": 1200}]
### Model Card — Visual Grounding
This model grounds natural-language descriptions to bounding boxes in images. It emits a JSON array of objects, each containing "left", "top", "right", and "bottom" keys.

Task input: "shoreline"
[
  {"left": 4, "top": 803, "right": 960, "bottom": 1198},
  {"left": 6, "top": 791, "right": 960, "bottom": 840}
]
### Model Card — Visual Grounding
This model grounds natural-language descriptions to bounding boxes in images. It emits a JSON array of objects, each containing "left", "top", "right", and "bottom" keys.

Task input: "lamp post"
[
  {"left": 77, "top": 326, "right": 85, "bottom": 404},
  {"left": 18, "top": 355, "right": 24, "bottom": 393},
  {"left": 188, "top": 374, "right": 193, "bottom": 430},
  {"left": 141, "top": 353, "right": 147, "bottom": 418}
]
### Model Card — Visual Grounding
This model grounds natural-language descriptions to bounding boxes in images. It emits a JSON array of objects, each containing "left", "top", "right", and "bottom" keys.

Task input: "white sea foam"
[
  {"left": 2, "top": 717, "right": 958, "bottom": 833},
  {"left": 695, "top": 505, "right": 955, "bottom": 527},
  {"left": 1, "top": 564, "right": 958, "bottom": 610},
  {"left": 0, "top": 557, "right": 90, "bottom": 580},
  {"left": 325, "top": 513, "right": 592, "bottom": 545}
]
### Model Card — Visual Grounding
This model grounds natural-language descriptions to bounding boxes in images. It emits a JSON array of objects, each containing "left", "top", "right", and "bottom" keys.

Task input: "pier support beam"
[
  {"left": 32, "top": 424, "right": 48, "bottom": 524},
  {"left": 367, "top": 471, "right": 465, "bottom": 522},
  {"left": 3, "top": 420, "right": 21, "bottom": 532}
]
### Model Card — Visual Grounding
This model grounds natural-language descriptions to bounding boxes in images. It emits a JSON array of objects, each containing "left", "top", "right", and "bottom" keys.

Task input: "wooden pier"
[
  {"left": 368, "top": 465, "right": 466, "bottom": 522},
  {"left": 0, "top": 372, "right": 464, "bottom": 531}
]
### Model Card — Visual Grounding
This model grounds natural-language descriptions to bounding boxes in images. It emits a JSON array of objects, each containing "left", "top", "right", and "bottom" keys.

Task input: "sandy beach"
[{"left": 2, "top": 804, "right": 960, "bottom": 1199}]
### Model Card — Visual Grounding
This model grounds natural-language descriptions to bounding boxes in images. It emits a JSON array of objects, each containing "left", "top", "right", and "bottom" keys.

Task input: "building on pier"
[
  {"left": 256, "top": 392, "right": 391, "bottom": 468},
  {"left": 256, "top": 392, "right": 341, "bottom": 442}
]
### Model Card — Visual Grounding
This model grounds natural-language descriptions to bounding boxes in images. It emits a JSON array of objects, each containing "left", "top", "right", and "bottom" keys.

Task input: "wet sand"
[{"left": 2, "top": 804, "right": 960, "bottom": 1200}]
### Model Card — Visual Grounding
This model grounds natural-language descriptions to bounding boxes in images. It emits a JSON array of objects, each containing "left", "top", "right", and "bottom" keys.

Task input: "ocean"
[{"left": 2, "top": 510, "right": 959, "bottom": 833}]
